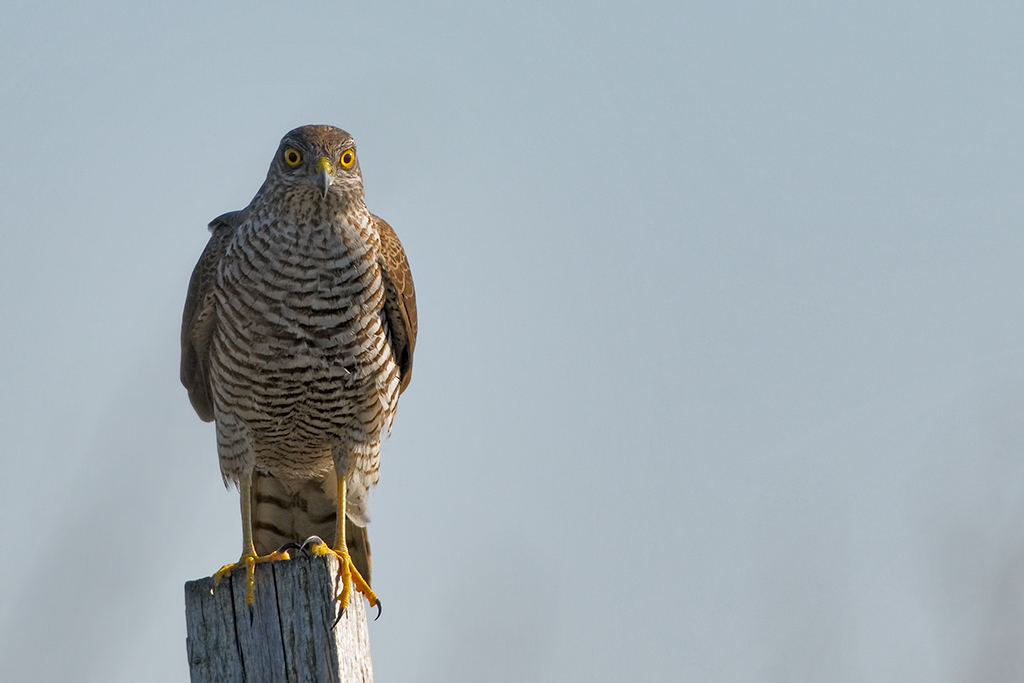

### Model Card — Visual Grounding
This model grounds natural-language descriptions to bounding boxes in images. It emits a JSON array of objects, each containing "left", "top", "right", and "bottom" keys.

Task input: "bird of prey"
[{"left": 180, "top": 125, "right": 417, "bottom": 613}]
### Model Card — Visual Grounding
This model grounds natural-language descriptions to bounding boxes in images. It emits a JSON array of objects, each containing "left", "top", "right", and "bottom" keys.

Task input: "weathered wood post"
[{"left": 185, "top": 554, "right": 373, "bottom": 683}]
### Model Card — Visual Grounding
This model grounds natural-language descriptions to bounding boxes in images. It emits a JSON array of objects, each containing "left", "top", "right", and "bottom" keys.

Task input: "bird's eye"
[
  {"left": 340, "top": 149, "right": 355, "bottom": 168},
  {"left": 283, "top": 148, "right": 302, "bottom": 167}
]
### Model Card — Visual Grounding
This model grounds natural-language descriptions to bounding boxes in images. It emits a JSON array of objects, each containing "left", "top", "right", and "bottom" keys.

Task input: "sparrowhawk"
[{"left": 180, "top": 125, "right": 417, "bottom": 612}]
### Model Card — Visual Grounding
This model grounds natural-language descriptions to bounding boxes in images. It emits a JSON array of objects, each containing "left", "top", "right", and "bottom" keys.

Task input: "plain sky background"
[{"left": 1, "top": 1, "right": 1023, "bottom": 681}]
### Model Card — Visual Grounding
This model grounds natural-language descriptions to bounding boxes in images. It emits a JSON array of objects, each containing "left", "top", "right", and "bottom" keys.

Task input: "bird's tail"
[{"left": 250, "top": 469, "right": 371, "bottom": 583}]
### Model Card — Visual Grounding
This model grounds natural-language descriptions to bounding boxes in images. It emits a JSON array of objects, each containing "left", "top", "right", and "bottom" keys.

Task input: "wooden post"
[{"left": 184, "top": 554, "right": 373, "bottom": 683}]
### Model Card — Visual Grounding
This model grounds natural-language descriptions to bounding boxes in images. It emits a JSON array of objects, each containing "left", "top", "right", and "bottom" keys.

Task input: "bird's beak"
[{"left": 313, "top": 156, "right": 333, "bottom": 198}]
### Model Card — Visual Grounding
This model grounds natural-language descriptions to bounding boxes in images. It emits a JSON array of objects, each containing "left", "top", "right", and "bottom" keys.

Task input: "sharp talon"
[
  {"left": 277, "top": 541, "right": 303, "bottom": 553},
  {"left": 332, "top": 604, "right": 346, "bottom": 629},
  {"left": 374, "top": 599, "right": 382, "bottom": 621},
  {"left": 300, "top": 535, "right": 325, "bottom": 551}
]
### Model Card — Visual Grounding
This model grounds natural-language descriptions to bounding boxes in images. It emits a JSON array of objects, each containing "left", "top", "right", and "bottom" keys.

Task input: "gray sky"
[{"left": 1, "top": 1, "right": 1023, "bottom": 681}]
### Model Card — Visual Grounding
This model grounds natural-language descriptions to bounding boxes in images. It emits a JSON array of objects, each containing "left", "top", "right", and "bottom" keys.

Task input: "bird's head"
[{"left": 267, "top": 125, "right": 364, "bottom": 204}]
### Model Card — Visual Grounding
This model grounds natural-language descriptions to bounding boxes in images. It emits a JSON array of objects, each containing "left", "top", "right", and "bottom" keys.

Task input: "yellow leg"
[
  {"left": 310, "top": 477, "right": 379, "bottom": 615},
  {"left": 212, "top": 475, "right": 290, "bottom": 604}
]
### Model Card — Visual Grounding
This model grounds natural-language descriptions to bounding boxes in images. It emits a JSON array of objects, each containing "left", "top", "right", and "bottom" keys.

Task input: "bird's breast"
[{"left": 210, "top": 214, "right": 391, "bottom": 433}]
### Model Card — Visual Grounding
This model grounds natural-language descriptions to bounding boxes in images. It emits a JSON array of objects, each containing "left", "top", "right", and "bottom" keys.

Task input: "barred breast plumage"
[{"left": 181, "top": 125, "right": 417, "bottom": 596}]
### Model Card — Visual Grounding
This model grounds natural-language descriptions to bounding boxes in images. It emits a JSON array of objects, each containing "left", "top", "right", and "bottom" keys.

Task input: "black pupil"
[{"left": 287, "top": 151, "right": 298, "bottom": 163}]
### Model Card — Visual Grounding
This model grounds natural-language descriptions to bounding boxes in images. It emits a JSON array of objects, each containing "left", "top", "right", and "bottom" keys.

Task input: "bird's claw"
[
  {"left": 210, "top": 548, "right": 292, "bottom": 604},
  {"left": 303, "top": 538, "right": 379, "bottom": 626}
]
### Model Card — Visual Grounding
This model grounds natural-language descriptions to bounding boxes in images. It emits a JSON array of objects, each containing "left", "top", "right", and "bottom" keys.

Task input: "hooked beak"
[{"left": 313, "top": 156, "right": 333, "bottom": 198}]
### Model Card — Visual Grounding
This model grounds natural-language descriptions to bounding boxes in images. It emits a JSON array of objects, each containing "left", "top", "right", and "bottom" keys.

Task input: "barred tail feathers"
[{"left": 250, "top": 469, "right": 371, "bottom": 582}]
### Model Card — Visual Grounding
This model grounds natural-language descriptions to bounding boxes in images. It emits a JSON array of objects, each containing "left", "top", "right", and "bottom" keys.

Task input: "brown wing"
[
  {"left": 373, "top": 214, "right": 418, "bottom": 394},
  {"left": 180, "top": 211, "right": 244, "bottom": 422}
]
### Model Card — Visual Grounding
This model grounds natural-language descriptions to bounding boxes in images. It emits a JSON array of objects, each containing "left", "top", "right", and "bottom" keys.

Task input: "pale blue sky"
[{"left": 2, "top": 1, "right": 1023, "bottom": 681}]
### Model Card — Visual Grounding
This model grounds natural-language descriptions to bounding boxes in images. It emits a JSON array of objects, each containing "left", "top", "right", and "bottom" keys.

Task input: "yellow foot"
[
  {"left": 211, "top": 549, "right": 291, "bottom": 604},
  {"left": 307, "top": 539, "right": 380, "bottom": 619}
]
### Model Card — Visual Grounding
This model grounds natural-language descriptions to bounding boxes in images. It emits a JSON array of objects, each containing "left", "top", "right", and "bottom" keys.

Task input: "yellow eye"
[
  {"left": 340, "top": 149, "right": 355, "bottom": 168},
  {"left": 283, "top": 148, "right": 302, "bottom": 166}
]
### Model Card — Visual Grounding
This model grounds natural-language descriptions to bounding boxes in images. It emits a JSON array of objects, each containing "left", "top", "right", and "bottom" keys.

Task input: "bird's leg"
[
  {"left": 211, "top": 474, "right": 291, "bottom": 605},
  {"left": 309, "top": 476, "right": 379, "bottom": 615}
]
